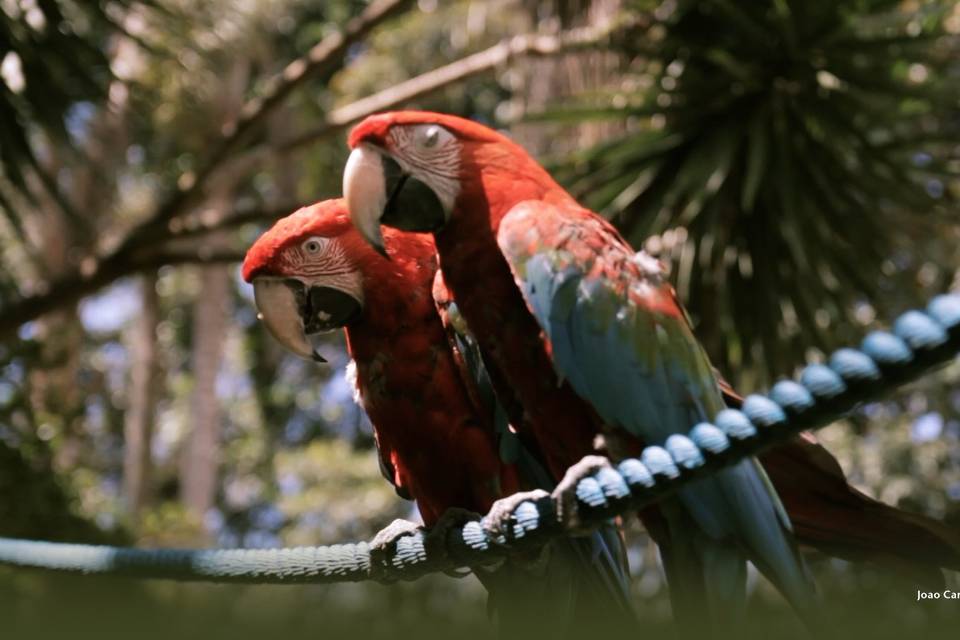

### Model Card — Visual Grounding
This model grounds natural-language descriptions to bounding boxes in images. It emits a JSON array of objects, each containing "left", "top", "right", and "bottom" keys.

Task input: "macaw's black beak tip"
[
  {"left": 373, "top": 243, "right": 390, "bottom": 260},
  {"left": 311, "top": 350, "right": 328, "bottom": 364}
]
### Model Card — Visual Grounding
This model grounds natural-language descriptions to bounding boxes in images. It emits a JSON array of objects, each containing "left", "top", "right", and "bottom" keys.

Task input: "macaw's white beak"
[
  {"left": 343, "top": 143, "right": 389, "bottom": 257},
  {"left": 251, "top": 277, "right": 325, "bottom": 363}
]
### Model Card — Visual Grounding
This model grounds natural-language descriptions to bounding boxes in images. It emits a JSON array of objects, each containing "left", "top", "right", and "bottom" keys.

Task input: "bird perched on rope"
[
  {"left": 341, "top": 111, "right": 960, "bottom": 628},
  {"left": 241, "top": 198, "right": 637, "bottom": 637}
]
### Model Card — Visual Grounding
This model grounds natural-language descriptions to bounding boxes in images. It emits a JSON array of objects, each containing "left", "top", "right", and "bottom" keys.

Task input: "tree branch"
[
  {"left": 136, "top": 249, "right": 245, "bottom": 267},
  {"left": 119, "top": 0, "right": 415, "bottom": 249},
  {"left": 166, "top": 203, "right": 298, "bottom": 241},
  {"left": 0, "top": 248, "right": 246, "bottom": 339},
  {"left": 0, "top": 14, "right": 639, "bottom": 341},
  {"left": 275, "top": 20, "right": 636, "bottom": 153}
]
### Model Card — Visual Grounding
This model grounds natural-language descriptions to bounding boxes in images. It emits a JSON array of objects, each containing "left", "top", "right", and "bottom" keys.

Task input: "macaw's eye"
[
  {"left": 302, "top": 237, "right": 325, "bottom": 254},
  {"left": 423, "top": 126, "right": 440, "bottom": 148},
  {"left": 416, "top": 124, "right": 452, "bottom": 150}
]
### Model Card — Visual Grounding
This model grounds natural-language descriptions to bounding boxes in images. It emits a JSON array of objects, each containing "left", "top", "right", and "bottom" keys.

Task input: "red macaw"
[
  {"left": 241, "top": 199, "right": 637, "bottom": 634},
  {"left": 342, "top": 111, "right": 960, "bottom": 625}
]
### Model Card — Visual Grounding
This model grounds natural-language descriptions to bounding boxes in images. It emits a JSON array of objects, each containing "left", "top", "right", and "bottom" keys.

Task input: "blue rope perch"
[{"left": 2, "top": 294, "right": 960, "bottom": 585}]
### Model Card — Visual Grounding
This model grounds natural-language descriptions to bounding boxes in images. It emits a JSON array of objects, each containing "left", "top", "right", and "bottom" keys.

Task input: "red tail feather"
[
  {"left": 722, "top": 378, "right": 960, "bottom": 575},
  {"left": 762, "top": 436, "right": 960, "bottom": 574}
]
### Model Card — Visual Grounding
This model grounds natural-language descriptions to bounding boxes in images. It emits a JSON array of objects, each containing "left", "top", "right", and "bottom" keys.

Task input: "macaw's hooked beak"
[
  {"left": 343, "top": 143, "right": 446, "bottom": 255},
  {"left": 251, "top": 277, "right": 362, "bottom": 363}
]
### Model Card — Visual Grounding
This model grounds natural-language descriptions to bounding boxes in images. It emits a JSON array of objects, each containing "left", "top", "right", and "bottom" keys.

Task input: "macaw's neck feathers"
[
  {"left": 349, "top": 232, "right": 438, "bottom": 334},
  {"left": 459, "top": 141, "right": 575, "bottom": 224}
]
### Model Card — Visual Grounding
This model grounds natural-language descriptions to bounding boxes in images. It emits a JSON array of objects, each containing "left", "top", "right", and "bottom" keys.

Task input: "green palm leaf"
[{"left": 535, "top": 0, "right": 959, "bottom": 381}]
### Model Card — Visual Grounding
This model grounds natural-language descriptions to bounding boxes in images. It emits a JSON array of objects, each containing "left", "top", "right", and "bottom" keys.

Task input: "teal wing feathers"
[
  {"left": 497, "top": 201, "right": 725, "bottom": 444},
  {"left": 497, "top": 201, "right": 817, "bottom": 617}
]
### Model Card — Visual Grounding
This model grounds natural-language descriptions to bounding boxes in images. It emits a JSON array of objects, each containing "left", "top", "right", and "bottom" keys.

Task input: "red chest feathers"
[{"left": 346, "top": 314, "right": 515, "bottom": 525}]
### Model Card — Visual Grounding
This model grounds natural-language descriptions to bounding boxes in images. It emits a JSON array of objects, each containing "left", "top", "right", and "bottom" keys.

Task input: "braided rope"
[{"left": 2, "top": 294, "right": 959, "bottom": 585}]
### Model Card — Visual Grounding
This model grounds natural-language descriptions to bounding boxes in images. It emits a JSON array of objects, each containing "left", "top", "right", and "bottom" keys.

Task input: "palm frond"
[{"left": 535, "top": 0, "right": 960, "bottom": 381}]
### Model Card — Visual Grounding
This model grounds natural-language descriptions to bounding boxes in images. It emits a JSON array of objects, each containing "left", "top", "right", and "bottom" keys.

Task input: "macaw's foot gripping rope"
[{"left": 2, "top": 294, "right": 960, "bottom": 585}]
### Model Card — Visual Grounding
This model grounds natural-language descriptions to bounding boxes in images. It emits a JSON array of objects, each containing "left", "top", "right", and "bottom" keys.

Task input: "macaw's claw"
[
  {"left": 481, "top": 489, "right": 550, "bottom": 541},
  {"left": 369, "top": 518, "right": 424, "bottom": 583},
  {"left": 370, "top": 510, "right": 482, "bottom": 580},
  {"left": 480, "top": 489, "right": 552, "bottom": 572},
  {"left": 370, "top": 518, "right": 423, "bottom": 553},
  {"left": 552, "top": 454, "right": 615, "bottom": 535},
  {"left": 429, "top": 507, "right": 483, "bottom": 578}
]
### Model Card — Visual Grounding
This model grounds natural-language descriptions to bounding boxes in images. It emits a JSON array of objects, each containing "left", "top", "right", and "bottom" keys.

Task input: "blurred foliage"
[
  {"left": 0, "top": 0, "right": 178, "bottom": 256},
  {"left": 0, "top": 0, "right": 959, "bottom": 637},
  {"left": 0, "top": 437, "right": 126, "bottom": 543},
  {"left": 0, "top": 1, "right": 133, "bottom": 185}
]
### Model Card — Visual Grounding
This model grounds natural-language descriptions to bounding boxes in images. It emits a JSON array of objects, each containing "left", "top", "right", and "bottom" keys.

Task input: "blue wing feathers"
[{"left": 498, "top": 202, "right": 816, "bottom": 616}]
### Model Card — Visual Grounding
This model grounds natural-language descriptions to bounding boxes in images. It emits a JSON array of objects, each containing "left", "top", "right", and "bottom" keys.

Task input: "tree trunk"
[
  {"left": 122, "top": 272, "right": 161, "bottom": 524},
  {"left": 179, "top": 250, "right": 231, "bottom": 518},
  {"left": 177, "top": 58, "right": 248, "bottom": 522}
]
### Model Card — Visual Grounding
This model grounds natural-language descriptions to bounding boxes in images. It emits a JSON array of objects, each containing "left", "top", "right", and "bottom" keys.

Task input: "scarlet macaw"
[
  {"left": 241, "top": 199, "right": 637, "bottom": 634},
  {"left": 339, "top": 111, "right": 955, "bottom": 625}
]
